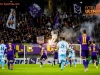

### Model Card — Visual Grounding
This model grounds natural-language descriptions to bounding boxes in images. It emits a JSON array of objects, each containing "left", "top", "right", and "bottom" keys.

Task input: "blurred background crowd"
[
  {"left": 0, "top": 11, "right": 100, "bottom": 43},
  {"left": 0, "top": 0, "right": 100, "bottom": 44}
]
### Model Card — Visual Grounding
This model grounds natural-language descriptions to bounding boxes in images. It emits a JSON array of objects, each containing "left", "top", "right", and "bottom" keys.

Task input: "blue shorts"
[
  {"left": 0, "top": 55, "right": 2, "bottom": 60},
  {"left": 68, "top": 54, "right": 75, "bottom": 59},
  {"left": 58, "top": 54, "right": 66, "bottom": 63}
]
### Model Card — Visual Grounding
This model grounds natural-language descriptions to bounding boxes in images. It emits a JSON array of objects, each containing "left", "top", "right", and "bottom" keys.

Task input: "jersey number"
[
  {"left": 82, "top": 36, "right": 86, "bottom": 44},
  {"left": 1, "top": 47, "right": 4, "bottom": 50},
  {"left": 61, "top": 44, "right": 64, "bottom": 48}
]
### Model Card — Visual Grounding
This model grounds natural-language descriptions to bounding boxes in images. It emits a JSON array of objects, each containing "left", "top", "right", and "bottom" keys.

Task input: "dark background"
[{"left": 0, "top": 0, "right": 99, "bottom": 13}]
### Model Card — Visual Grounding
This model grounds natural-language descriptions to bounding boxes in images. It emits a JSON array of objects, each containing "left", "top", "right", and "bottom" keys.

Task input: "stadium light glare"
[
  {"left": 48, "top": 39, "right": 52, "bottom": 45},
  {"left": 80, "top": 2, "right": 82, "bottom": 4},
  {"left": 10, "top": 1, "right": 12, "bottom": 2}
]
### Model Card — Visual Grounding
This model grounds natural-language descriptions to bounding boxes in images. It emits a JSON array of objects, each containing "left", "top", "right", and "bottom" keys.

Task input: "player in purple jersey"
[
  {"left": 78, "top": 30, "right": 90, "bottom": 72},
  {"left": 6, "top": 41, "right": 16, "bottom": 70},
  {"left": 90, "top": 41, "right": 99, "bottom": 68},
  {"left": 52, "top": 49, "right": 58, "bottom": 66},
  {"left": 39, "top": 44, "right": 48, "bottom": 67}
]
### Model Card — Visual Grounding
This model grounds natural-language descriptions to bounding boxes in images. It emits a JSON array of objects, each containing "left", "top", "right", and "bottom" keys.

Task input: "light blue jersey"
[
  {"left": 57, "top": 40, "right": 69, "bottom": 54},
  {"left": 68, "top": 45, "right": 75, "bottom": 58},
  {"left": 0, "top": 44, "right": 7, "bottom": 69},
  {"left": 0, "top": 44, "right": 7, "bottom": 56},
  {"left": 57, "top": 40, "right": 69, "bottom": 63}
]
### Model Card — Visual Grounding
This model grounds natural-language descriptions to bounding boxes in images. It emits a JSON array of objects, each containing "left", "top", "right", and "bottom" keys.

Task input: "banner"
[
  {"left": 6, "top": 43, "right": 80, "bottom": 54},
  {"left": 73, "top": 4, "right": 81, "bottom": 14},
  {"left": 6, "top": 9, "right": 16, "bottom": 29},
  {"left": 4, "top": 57, "right": 82, "bottom": 64},
  {"left": 37, "top": 36, "right": 44, "bottom": 44},
  {"left": 29, "top": 3, "right": 43, "bottom": 17}
]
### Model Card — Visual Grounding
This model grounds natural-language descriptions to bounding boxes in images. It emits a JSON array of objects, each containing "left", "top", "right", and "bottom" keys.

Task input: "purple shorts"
[
  {"left": 54, "top": 55, "right": 58, "bottom": 59},
  {"left": 91, "top": 55, "right": 97, "bottom": 60},
  {"left": 81, "top": 50, "right": 89, "bottom": 58},
  {"left": 40, "top": 55, "right": 47, "bottom": 60},
  {"left": 7, "top": 55, "right": 14, "bottom": 60}
]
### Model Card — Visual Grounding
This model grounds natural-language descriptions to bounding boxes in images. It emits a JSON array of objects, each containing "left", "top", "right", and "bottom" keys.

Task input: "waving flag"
[
  {"left": 29, "top": 3, "right": 43, "bottom": 18},
  {"left": 73, "top": 4, "right": 81, "bottom": 14},
  {"left": 54, "top": 16, "right": 59, "bottom": 29},
  {"left": 6, "top": 9, "right": 16, "bottom": 29}
]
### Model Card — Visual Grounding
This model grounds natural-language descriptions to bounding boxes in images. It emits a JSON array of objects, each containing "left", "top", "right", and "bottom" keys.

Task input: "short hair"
[
  {"left": 92, "top": 41, "right": 95, "bottom": 44},
  {"left": 68, "top": 41, "right": 72, "bottom": 44},
  {"left": 60, "top": 37, "right": 65, "bottom": 40},
  {"left": 83, "top": 30, "right": 86, "bottom": 34},
  {"left": 8, "top": 41, "right": 12, "bottom": 43},
  {"left": 1, "top": 40, "right": 4, "bottom": 43}
]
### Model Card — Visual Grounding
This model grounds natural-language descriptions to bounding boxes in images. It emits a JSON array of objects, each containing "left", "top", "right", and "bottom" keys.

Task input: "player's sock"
[
  {"left": 59, "top": 63, "right": 61, "bottom": 67},
  {"left": 86, "top": 60, "right": 88, "bottom": 68},
  {"left": 40, "top": 61, "right": 43, "bottom": 65},
  {"left": 0, "top": 60, "right": 1, "bottom": 68},
  {"left": 96, "top": 61, "right": 98, "bottom": 68},
  {"left": 83, "top": 60, "right": 86, "bottom": 68},
  {"left": 54, "top": 60, "right": 55, "bottom": 65},
  {"left": 1, "top": 61, "right": 5, "bottom": 69},
  {"left": 8, "top": 62, "right": 10, "bottom": 69},
  {"left": 74, "top": 60, "right": 76, "bottom": 67},
  {"left": 69, "top": 60, "right": 72, "bottom": 67},
  {"left": 10, "top": 62, "right": 13, "bottom": 70},
  {"left": 61, "top": 61, "right": 64, "bottom": 70}
]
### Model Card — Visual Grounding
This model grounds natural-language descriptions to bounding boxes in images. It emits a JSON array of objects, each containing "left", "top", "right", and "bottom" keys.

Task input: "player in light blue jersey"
[
  {"left": 57, "top": 37, "right": 69, "bottom": 70},
  {"left": 0, "top": 40, "right": 7, "bottom": 69},
  {"left": 65, "top": 42, "right": 76, "bottom": 67}
]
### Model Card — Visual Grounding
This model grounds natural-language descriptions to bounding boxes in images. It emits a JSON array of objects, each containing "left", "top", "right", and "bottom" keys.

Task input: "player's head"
[
  {"left": 8, "top": 41, "right": 12, "bottom": 44},
  {"left": 92, "top": 41, "right": 95, "bottom": 44},
  {"left": 1, "top": 40, "right": 4, "bottom": 44},
  {"left": 68, "top": 41, "right": 72, "bottom": 45},
  {"left": 60, "top": 37, "right": 65, "bottom": 41},
  {"left": 82, "top": 30, "right": 86, "bottom": 34}
]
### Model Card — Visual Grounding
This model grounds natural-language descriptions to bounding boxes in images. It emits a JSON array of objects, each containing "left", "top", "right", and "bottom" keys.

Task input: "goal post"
[{"left": 24, "top": 45, "right": 26, "bottom": 64}]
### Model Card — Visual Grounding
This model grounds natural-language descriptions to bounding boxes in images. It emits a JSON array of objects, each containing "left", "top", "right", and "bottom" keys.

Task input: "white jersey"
[
  {"left": 0, "top": 44, "right": 7, "bottom": 56},
  {"left": 57, "top": 40, "right": 69, "bottom": 54}
]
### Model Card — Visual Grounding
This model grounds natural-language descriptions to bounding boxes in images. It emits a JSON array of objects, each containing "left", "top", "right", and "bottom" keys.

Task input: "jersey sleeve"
[
  {"left": 96, "top": 46, "right": 99, "bottom": 51},
  {"left": 78, "top": 36, "right": 81, "bottom": 44}
]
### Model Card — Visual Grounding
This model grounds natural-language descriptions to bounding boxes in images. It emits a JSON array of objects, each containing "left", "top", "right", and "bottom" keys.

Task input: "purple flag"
[
  {"left": 29, "top": 3, "right": 43, "bottom": 18},
  {"left": 54, "top": 16, "right": 59, "bottom": 29}
]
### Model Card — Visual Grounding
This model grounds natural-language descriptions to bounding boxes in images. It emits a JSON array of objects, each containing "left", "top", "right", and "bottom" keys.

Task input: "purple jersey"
[
  {"left": 42, "top": 47, "right": 47, "bottom": 56},
  {"left": 90, "top": 45, "right": 98, "bottom": 56},
  {"left": 54, "top": 50, "right": 58, "bottom": 59},
  {"left": 78, "top": 35, "right": 90, "bottom": 50},
  {"left": 6, "top": 44, "right": 16, "bottom": 55}
]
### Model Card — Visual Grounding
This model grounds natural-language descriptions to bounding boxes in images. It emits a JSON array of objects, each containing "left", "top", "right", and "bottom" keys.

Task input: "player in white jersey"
[
  {"left": 0, "top": 40, "right": 7, "bottom": 69},
  {"left": 57, "top": 37, "right": 69, "bottom": 70}
]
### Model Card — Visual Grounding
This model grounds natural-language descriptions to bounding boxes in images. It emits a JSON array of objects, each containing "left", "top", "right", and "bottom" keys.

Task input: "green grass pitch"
[{"left": 0, "top": 64, "right": 100, "bottom": 75}]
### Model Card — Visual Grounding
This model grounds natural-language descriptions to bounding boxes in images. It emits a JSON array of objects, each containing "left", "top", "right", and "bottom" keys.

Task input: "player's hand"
[{"left": 14, "top": 55, "right": 16, "bottom": 58}]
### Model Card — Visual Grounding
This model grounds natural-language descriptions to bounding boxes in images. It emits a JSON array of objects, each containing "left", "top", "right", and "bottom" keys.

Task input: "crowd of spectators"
[{"left": 0, "top": 9, "right": 100, "bottom": 43}]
